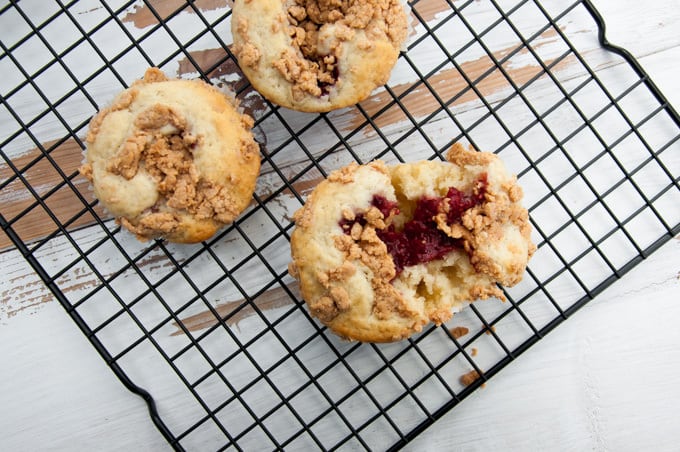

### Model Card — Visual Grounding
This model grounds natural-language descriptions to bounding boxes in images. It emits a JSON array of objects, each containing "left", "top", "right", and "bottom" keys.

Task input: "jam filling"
[
  {"left": 318, "top": 65, "right": 340, "bottom": 96},
  {"left": 339, "top": 194, "right": 399, "bottom": 233},
  {"left": 341, "top": 174, "right": 488, "bottom": 275}
]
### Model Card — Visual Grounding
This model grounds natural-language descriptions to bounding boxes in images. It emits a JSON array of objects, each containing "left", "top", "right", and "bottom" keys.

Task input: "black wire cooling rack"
[{"left": 2, "top": 0, "right": 679, "bottom": 450}]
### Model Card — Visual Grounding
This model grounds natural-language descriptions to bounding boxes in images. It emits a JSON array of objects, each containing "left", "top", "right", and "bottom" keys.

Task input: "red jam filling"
[
  {"left": 339, "top": 194, "right": 399, "bottom": 233},
  {"left": 318, "top": 66, "right": 340, "bottom": 96},
  {"left": 340, "top": 174, "right": 488, "bottom": 275}
]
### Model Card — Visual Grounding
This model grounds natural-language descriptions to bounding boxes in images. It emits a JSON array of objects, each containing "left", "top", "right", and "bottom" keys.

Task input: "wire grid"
[{"left": 1, "top": 0, "right": 679, "bottom": 450}]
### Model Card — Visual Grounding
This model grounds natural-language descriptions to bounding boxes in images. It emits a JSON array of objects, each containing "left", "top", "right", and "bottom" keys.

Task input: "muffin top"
[
  {"left": 80, "top": 68, "right": 261, "bottom": 243},
  {"left": 231, "top": 0, "right": 408, "bottom": 112}
]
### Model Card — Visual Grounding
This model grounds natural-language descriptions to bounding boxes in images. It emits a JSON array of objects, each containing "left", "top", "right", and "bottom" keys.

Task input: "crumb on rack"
[
  {"left": 450, "top": 326, "right": 469, "bottom": 339},
  {"left": 460, "top": 369, "right": 481, "bottom": 387}
]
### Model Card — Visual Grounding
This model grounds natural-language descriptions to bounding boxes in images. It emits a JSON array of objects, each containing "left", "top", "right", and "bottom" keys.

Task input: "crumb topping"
[
  {"left": 102, "top": 104, "right": 242, "bottom": 235},
  {"left": 328, "top": 162, "right": 359, "bottom": 183},
  {"left": 309, "top": 259, "right": 356, "bottom": 321},
  {"left": 307, "top": 198, "right": 418, "bottom": 322},
  {"left": 446, "top": 142, "right": 495, "bottom": 167},
  {"left": 469, "top": 283, "right": 505, "bottom": 301},
  {"left": 445, "top": 144, "right": 536, "bottom": 285},
  {"left": 119, "top": 212, "right": 178, "bottom": 238},
  {"left": 138, "top": 67, "right": 169, "bottom": 84},
  {"left": 233, "top": 16, "right": 262, "bottom": 68}
]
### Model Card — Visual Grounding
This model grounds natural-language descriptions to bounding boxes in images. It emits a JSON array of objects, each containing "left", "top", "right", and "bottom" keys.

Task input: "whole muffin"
[
  {"left": 231, "top": 0, "right": 408, "bottom": 112},
  {"left": 79, "top": 68, "right": 261, "bottom": 243},
  {"left": 289, "top": 143, "right": 535, "bottom": 342}
]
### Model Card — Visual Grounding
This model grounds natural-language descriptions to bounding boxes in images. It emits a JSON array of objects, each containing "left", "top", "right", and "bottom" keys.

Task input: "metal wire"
[{"left": 1, "top": 0, "right": 679, "bottom": 450}]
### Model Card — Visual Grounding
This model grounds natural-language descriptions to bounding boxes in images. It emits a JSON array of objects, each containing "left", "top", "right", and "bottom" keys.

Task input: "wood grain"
[
  {"left": 121, "top": 0, "right": 228, "bottom": 28},
  {"left": 0, "top": 138, "right": 103, "bottom": 250},
  {"left": 170, "top": 283, "right": 297, "bottom": 335},
  {"left": 352, "top": 29, "right": 570, "bottom": 130}
]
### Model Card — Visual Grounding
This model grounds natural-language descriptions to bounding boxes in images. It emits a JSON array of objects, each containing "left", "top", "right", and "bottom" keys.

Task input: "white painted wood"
[{"left": 1, "top": 0, "right": 679, "bottom": 450}]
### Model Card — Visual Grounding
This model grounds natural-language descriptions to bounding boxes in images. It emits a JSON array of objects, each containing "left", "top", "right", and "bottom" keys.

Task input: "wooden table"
[{"left": 1, "top": 0, "right": 678, "bottom": 450}]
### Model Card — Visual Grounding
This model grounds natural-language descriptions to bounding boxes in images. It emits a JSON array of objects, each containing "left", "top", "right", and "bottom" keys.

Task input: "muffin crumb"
[
  {"left": 460, "top": 370, "right": 481, "bottom": 386},
  {"left": 450, "top": 326, "right": 469, "bottom": 339}
]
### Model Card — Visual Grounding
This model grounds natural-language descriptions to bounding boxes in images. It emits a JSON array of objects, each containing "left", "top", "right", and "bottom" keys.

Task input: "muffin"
[
  {"left": 289, "top": 143, "right": 535, "bottom": 342},
  {"left": 231, "top": 0, "right": 408, "bottom": 112},
  {"left": 79, "top": 68, "right": 261, "bottom": 243}
]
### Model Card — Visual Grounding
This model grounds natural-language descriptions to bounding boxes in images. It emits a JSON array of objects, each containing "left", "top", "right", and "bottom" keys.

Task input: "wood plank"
[
  {"left": 2, "top": 0, "right": 680, "bottom": 450},
  {"left": 0, "top": 138, "right": 104, "bottom": 250},
  {"left": 120, "top": 0, "right": 229, "bottom": 28}
]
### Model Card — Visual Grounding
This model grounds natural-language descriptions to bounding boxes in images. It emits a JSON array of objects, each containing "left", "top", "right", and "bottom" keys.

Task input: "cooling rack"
[{"left": 1, "top": 0, "right": 679, "bottom": 450}]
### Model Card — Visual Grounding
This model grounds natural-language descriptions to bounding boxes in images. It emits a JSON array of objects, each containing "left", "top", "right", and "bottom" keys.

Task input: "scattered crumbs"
[
  {"left": 450, "top": 326, "right": 469, "bottom": 339},
  {"left": 460, "top": 370, "right": 481, "bottom": 387},
  {"left": 471, "top": 347, "right": 478, "bottom": 357},
  {"left": 484, "top": 325, "right": 496, "bottom": 335}
]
